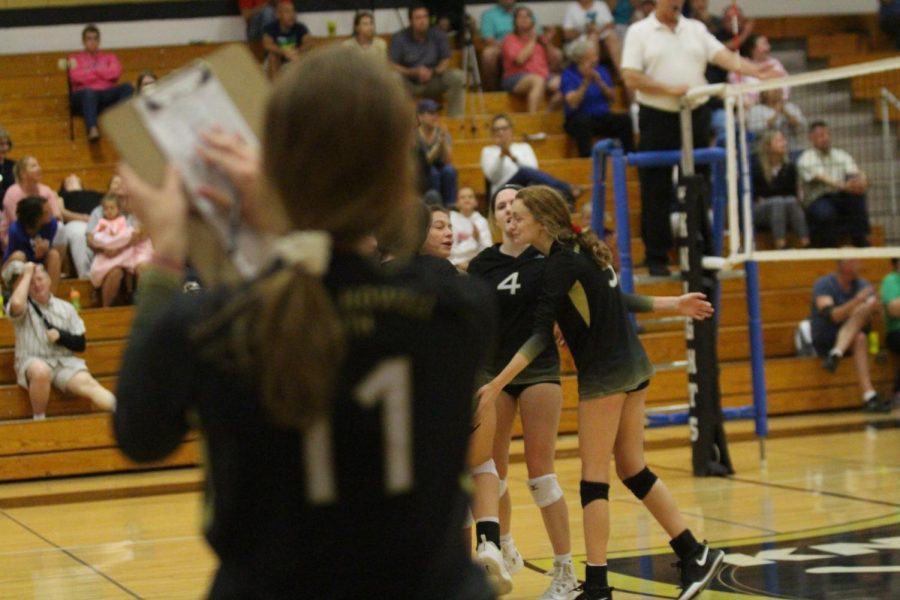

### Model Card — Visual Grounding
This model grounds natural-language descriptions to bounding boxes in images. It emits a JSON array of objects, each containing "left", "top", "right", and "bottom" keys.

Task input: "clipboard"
[{"left": 100, "top": 43, "right": 272, "bottom": 287}]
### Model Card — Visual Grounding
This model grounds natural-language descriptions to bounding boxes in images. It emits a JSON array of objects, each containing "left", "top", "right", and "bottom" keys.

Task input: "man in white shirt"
[
  {"left": 620, "top": 0, "right": 775, "bottom": 275},
  {"left": 797, "top": 121, "right": 870, "bottom": 248},
  {"left": 480, "top": 114, "right": 580, "bottom": 205}
]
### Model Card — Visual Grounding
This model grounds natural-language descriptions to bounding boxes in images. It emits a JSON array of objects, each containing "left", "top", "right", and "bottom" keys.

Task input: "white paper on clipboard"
[{"left": 134, "top": 61, "right": 270, "bottom": 279}]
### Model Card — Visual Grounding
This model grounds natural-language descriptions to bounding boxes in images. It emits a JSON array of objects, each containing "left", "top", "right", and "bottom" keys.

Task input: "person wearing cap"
[
  {"left": 620, "top": 0, "right": 777, "bottom": 276},
  {"left": 5, "top": 261, "right": 115, "bottom": 420},
  {"left": 415, "top": 99, "right": 458, "bottom": 206},
  {"left": 68, "top": 24, "right": 134, "bottom": 142},
  {"left": 0, "top": 127, "right": 14, "bottom": 202},
  {"left": 389, "top": 4, "right": 465, "bottom": 118}
]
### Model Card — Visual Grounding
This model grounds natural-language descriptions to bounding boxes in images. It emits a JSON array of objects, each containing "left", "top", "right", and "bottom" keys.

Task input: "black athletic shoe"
[
  {"left": 675, "top": 543, "right": 725, "bottom": 600},
  {"left": 863, "top": 395, "right": 891, "bottom": 413},
  {"left": 573, "top": 584, "right": 613, "bottom": 600},
  {"left": 822, "top": 352, "right": 840, "bottom": 373}
]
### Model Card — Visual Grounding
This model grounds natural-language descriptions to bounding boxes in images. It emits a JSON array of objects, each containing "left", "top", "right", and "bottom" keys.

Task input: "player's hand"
[
  {"left": 475, "top": 382, "right": 500, "bottom": 413},
  {"left": 118, "top": 162, "right": 187, "bottom": 263},
  {"left": 855, "top": 286, "right": 875, "bottom": 302},
  {"left": 417, "top": 66, "right": 433, "bottom": 83},
  {"left": 677, "top": 292, "right": 715, "bottom": 320},
  {"left": 33, "top": 238, "right": 49, "bottom": 259},
  {"left": 46, "top": 328, "right": 60, "bottom": 343}
]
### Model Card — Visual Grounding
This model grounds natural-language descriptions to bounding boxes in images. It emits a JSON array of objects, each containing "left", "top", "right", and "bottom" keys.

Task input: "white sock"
[
  {"left": 33, "top": 413, "right": 46, "bottom": 421},
  {"left": 555, "top": 553, "right": 573, "bottom": 565},
  {"left": 863, "top": 390, "right": 877, "bottom": 402},
  {"left": 500, "top": 533, "right": 513, "bottom": 545},
  {"left": 830, "top": 348, "right": 843, "bottom": 358}
]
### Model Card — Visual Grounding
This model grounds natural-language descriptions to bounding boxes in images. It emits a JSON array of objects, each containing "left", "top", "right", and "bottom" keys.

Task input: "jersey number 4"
[
  {"left": 302, "top": 357, "right": 413, "bottom": 504},
  {"left": 497, "top": 272, "right": 522, "bottom": 295}
]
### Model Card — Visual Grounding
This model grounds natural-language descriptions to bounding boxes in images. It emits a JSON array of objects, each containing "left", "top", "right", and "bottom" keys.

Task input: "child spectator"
[
  {"left": 415, "top": 100, "right": 457, "bottom": 206},
  {"left": 262, "top": 0, "right": 308, "bottom": 79},
  {"left": 3, "top": 196, "right": 64, "bottom": 293},
  {"left": 88, "top": 194, "right": 152, "bottom": 306},
  {"left": 501, "top": 7, "right": 561, "bottom": 113},
  {"left": 750, "top": 131, "right": 809, "bottom": 249},
  {"left": 4, "top": 261, "right": 114, "bottom": 420},
  {"left": 449, "top": 187, "right": 491, "bottom": 270}
]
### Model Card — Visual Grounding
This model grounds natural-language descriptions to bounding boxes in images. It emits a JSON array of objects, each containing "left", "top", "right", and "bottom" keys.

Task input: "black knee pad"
[
  {"left": 622, "top": 466, "right": 658, "bottom": 500},
  {"left": 580, "top": 480, "right": 610, "bottom": 508}
]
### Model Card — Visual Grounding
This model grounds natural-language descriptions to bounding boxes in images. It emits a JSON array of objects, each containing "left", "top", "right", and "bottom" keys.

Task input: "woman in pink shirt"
[
  {"left": 1, "top": 156, "right": 67, "bottom": 250},
  {"left": 68, "top": 24, "right": 134, "bottom": 142},
  {"left": 501, "top": 7, "right": 561, "bottom": 113}
]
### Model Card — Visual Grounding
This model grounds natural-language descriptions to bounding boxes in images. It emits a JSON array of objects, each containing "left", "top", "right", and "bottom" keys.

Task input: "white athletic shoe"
[
  {"left": 539, "top": 561, "right": 579, "bottom": 600},
  {"left": 476, "top": 535, "right": 513, "bottom": 595},
  {"left": 501, "top": 538, "right": 525, "bottom": 575}
]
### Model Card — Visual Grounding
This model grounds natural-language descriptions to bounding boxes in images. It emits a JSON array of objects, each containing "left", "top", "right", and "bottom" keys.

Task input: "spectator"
[
  {"left": 4, "top": 262, "right": 115, "bottom": 420},
  {"left": 342, "top": 11, "right": 387, "bottom": 59},
  {"left": 747, "top": 88, "right": 806, "bottom": 151},
  {"left": 0, "top": 126, "right": 14, "bottom": 201},
  {"left": 1, "top": 156, "right": 65, "bottom": 249},
  {"left": 620, "top": 0, "right": 776, "bottom": 276},
  {"left": 479, "top": 0, "right": 563, "bottom": 91},
  {"left": 58, "top": 174, "right": 102, "bottom": 279},
  {"left": 89, "top": 194, "right": 152, "bottom": 298},
  {"left": 239, "top": 0, "right": 277, "bottom": 57},
  {"left": 811, "top": 260, "right": 890, "bottom": 412},
  {"left": 135, "top": 70, "right": 158, "bottom": 94},
  {"left": 87, "top": 181, "right": 149, "bottom": 307},
  {"left": 415, "top": 99, "right": 458, "bottom": 206},
  {"left": 67, "top": 24, "right": 134, "bottom": 142},
  {"left": 797, "top": 121, "right": 870, "bottom": 248},
  {"left": 501, "top": 7, "right": 562, "bottom": 113},
  {"left": 880, "top": 0, "right": 900, "bottom": 50},
  {"left": 609, "top": 0, "right": 640, "bottom": 40},
  {"left": 718, "top": 2, "right": 753, "bottom": 52},
  {"left": 481, "top": 114, "right": 582, "bottom": 205},
  {"left": 3, "top": 197, "right": 64, "bottom": 293},
  {"left": 562, "top": 0, "right": 621, "bottom": 73},
  {"left": 689, "top": 0, "right": 720, "bottom": 31},
  {"left": 262, "top": 0, "right": 308, "bottom": 79},
  {"left": 449, "top": 187, "right": 492, "bottom": 269},
  {"left": 561, "top": 38, "right": 634, "bottom": 157},
  {"left": 750, "top": 131, "right": 808, "bottom": 249},
  {"left": 881, "top": 258, "right": 900, "bottom": 404},
  {"left": 728, "top": 35, "right": 789, "bottom": 107},
  {"left": 390, "top": 4, "right": 465, "bottom": 118}
]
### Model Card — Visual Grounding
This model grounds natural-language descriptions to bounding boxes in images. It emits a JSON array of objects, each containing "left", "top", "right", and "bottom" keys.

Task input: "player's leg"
[{"left": 492, "top": 389, "right": 522, "bottom": 575}]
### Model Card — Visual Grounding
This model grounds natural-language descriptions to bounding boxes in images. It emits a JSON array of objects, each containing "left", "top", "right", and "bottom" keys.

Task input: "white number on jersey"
[
  {"left": 497, "top": 272, "right": 522, "bottom": 295},
  {"left": 303, "top": 357, "right": 414, "bottom": 504}
]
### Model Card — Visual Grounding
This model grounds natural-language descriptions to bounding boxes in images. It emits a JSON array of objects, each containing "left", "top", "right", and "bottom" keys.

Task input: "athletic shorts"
[
  {"left": 502, "top": 379, "right": 561, "bottom": 400},
  {"left": 501, "top": 73, "right": 528, "bottom": 92},
  {"left": 17, "top": 355, "right": 88, "bottom": 392}
]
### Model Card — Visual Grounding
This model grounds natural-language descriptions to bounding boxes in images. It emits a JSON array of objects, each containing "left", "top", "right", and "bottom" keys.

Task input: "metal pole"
[
  {"left": 736, "top": 95, "right": 754, "bottom": 256},
  {"left": 745, "top": 259, "right": 768, "bottom": 463},
  {"left": 882, "top": 90, "right": 898, "bottom": 216},
  {"left": 679, "top": 102, "right": 695, "bottom": 177},
  {"left": 612, "top": 149, "right": 634, "bottom": 295},
  {"left": 724, "top": 95, "right": 740, "bottom": 260}
]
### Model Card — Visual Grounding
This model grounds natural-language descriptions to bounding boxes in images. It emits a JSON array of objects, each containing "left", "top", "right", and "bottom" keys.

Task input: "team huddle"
[{"left": 113, "top": 46, "right": 723, "bottom": 600}]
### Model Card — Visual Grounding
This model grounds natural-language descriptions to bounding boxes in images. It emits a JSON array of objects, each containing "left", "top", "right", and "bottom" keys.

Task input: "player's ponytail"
[{"left": 516, "top": 185, "right": 612, "bottom": 270}]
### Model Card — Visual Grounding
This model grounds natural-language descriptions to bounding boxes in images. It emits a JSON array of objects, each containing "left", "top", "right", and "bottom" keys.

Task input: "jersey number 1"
[
  {"left": 302, "top": 357, "right": 413, "bottom": 504},
  {"left": 497, "top": 272, "right": 522, "bottom": 295}
]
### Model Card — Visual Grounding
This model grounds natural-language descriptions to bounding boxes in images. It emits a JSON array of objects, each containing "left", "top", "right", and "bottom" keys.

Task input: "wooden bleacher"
[{"left": 0, "top": 28, "right": 896, "bottom": 481}]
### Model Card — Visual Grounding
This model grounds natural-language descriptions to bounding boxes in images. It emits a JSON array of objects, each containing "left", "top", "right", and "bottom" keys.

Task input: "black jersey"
[
  {"left": 520, "top": 241, "right": 653, "bottom": 399},
  {"left": 469, "top": 244, "right": 560, "bottom": 385},
  {"left": 114, "top": 252, "right": 496, "bottom": 600}
]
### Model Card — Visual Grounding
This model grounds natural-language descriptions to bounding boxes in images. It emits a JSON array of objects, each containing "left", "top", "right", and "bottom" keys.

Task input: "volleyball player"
[
  {"left": 114, "top": 47, "right": 497, "bottom": 599},
  {"left": 477, "top": 186, "right": 720, "bottom": 600},
  {"left": 417, "top": 200, "right": 513, "bottom": 593}
]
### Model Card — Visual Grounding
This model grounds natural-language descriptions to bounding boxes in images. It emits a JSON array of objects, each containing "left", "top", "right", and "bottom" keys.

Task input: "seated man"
[
  {"left": 797, "top": 121, "right": 870, "bottom": 248},
  {"left": 479, "top": 0, "right": 563, "bottom": 91},
  {"left": 68, "top": 24, "right": 134, "bottom": 142},
  {"left": 415, "top": 100, "right": 457, "bottom": 206},
  {"left": 262, "top": 0, "right": 309, "bottom": 79},
  {"left": 5, "top": 261, "right": 115, "bottom": 420},
  {"left": 810, "top": 259, "right": 889, "bottom": 413},
  {"left": 390, "top": 4, "right": 465, "bottom": 118}
]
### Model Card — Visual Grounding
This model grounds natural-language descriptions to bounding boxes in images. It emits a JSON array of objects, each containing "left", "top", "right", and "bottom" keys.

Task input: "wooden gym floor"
[{"left": 0, "top": 410, "right": 897, "bottom": 599}]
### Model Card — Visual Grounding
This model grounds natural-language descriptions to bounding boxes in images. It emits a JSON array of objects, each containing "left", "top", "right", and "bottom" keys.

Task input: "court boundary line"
[{"left": 0, "top": 509, "right": 143, "bottom": 598}]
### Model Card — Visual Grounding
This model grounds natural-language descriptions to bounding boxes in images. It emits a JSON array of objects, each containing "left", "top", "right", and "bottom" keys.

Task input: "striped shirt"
[{"left": 10, "top": 296, "right": 85, "bottom": 372}]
